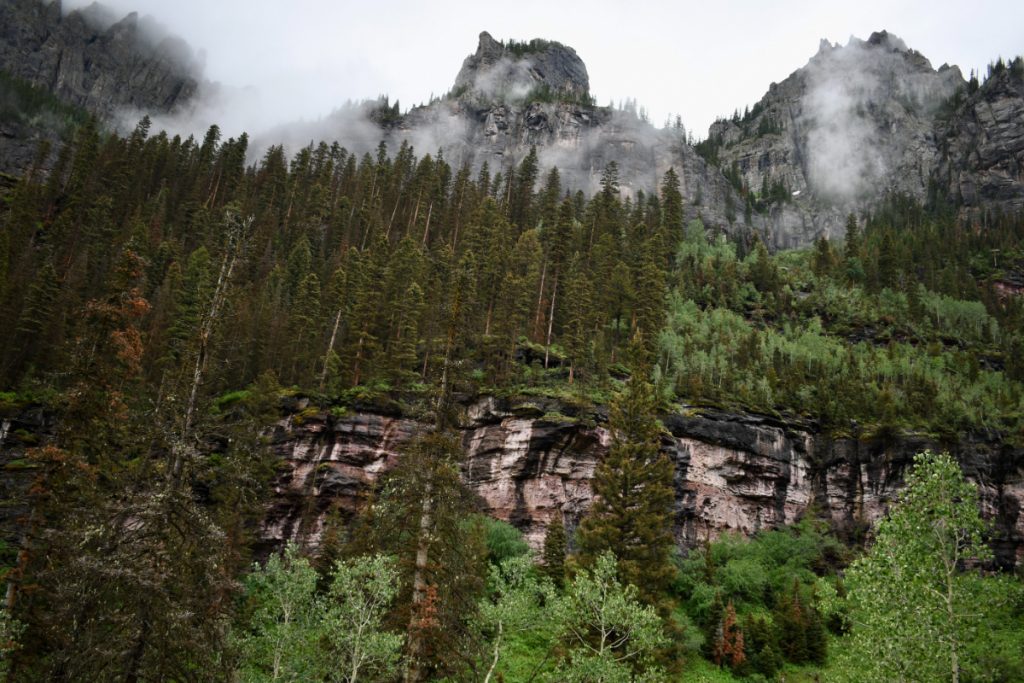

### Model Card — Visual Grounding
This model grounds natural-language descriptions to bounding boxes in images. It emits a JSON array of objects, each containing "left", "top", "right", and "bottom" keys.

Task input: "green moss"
[
  {"left": 2, "top": 458, "right": 35, "bottom": 470},
  {"left": 212, "top": 390, "right": 252, "bottom": 412},
  {"left": 540, "top": 411, "right": 577, "bottom": 424},
  {"left": 11, "top": 429, "right": 37, "bottom": 445}
]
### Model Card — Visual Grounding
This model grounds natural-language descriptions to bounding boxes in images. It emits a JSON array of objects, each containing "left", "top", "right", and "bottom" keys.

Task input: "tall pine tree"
[{"left": 576, "top": 377, "right": 675, "bottom": 607}]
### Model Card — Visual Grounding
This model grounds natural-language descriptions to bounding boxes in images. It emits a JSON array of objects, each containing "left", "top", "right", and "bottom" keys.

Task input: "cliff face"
[
  {"left": 936, "top": 66, "right": 1024, "bottom": 216},
  {"left": 3, "top": 396, "right": 1020, "bottom": 569},
  {"left": 453, "top": 31, "right": 590, "bottom": 101},
  {"left": 708, "top": 32, "right": 965, "bottom": 246},
  {"left": 0, "top": 0, "right": 198, "bottom": 173},
  {"left": 0, "top": 0, "right": 198, "bottom": 117},
  {"left": 262, "top": 396, "right": 1024, "bottom": 570},
  {"left": 387, "top": 31, "right": 758, "bottom": 237},
  {"left": 708, "top": 31, "right": 1024, "bottom": 246}
]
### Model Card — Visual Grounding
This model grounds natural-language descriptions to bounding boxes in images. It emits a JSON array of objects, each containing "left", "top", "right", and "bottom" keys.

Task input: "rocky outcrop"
[
  {"left": 396, "top": 96, "right": 745, "bottom": 231},
  {"left": 382, "top": 30, "right": 1024, "bottom": 247},
  {"left": 386, "top": 31, "right": 754, "bottom": 235},
  {"left": 453, "top": 31, "right": 590, "bottom": 101},
  {"left": 263, "top": 396, "right": 1024, "bottom": 570},
  {"left": 0, "top": 0, "right": 199, "bottom": 173},
  {"left": 707, "top": 32, "right": 965, "bottom": 247},
  {"left": 3, "top": 396, "right": 1020, "bottom": 569},
  {"left": 936, "top": 65, "right": 1024, "bottom": 216},
  {"left": 0, "top": 0, "right": 198, "bottom": 117},
  {"left": 707, "top": 31, "right": 1024, "bottom": 247}
]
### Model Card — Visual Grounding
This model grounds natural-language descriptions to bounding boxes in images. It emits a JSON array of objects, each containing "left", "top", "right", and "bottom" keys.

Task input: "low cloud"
[{"left": 800, "top": 34, "right": 962, "bottom": 202}]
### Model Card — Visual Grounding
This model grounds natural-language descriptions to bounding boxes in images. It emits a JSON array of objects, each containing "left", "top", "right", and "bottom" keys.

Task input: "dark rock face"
[
  {"left": 0, "top": 409, "right": 57, "bottom": 552},
  {"left": 0, "top": 0, "right": 198, "bottom": 117},
  {"left": 263, "top": 397, "right": 1024, "bottom": 570},
  {"left": 709, "top": 32, "right": 965, "bottom": 247},
  {"left": 454, "top": 31, "right": 590, "bottom": 101},
  {"left": 0, "top": 0, "right": 198, "bottom": 173},
  {"left": 709, "top": 31, "right": 1024, "bottom": 247},
  {"left": 937, "top": 67, "right": 1024, "bottom": 216}
]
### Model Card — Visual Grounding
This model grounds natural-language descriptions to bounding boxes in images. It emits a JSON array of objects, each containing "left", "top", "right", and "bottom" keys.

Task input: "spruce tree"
[
  {"left": 541, "top": 514, "right": 567, "bottom": 587},
  {"left": 576, "top": 377, "right": 675, "bottom": 607},
  {"left": 659, "top": 168, "right": 684, "bottom": 266},
  {"left": 350, "top": 431, "right": 486, "bottom": 682}
]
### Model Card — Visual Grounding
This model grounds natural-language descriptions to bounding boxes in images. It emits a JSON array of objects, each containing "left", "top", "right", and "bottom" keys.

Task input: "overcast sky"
[{"left": 65, "top": 0, "right": 1024, "bottom": 139}]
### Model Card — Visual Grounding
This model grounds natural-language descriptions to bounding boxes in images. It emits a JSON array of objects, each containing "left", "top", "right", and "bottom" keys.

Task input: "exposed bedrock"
[{"left": 262, "top": 396, "right": 1024, "bottom": 569}]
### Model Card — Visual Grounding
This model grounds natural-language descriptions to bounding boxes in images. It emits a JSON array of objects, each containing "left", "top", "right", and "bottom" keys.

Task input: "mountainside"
[
  {"left": 0, "top": 0, "right": 197, "bottom": 115},
  {"left": 936, "top": 62, "right": 1024, "bottom": 214},
  {"left": 384, "top": 31, "right": 756, "bottom": 238},
  {"left": 706, "top": 31, "right": 1024, "bottom": 245},
  {"left": 1, "top": 13, "right": 1023, "bottom": 677},
  {"left": 0, "top": 0, "right": 198, "bottom": 171},
  {"left": 1, "top": 10, "right": 1021, "bottom": 247},
  {"left": 367, "top": 30, "right": 1024, "bottom": 248}
]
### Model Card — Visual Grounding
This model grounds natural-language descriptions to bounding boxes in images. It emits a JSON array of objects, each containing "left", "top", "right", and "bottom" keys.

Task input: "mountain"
[
  {"left": 346, "top": 29, "right": 1023, "bottom": 248},
  {"left": 0, "top": 0, "right": 198, "bottom": 170},
  {"left": 1, "top": 11, "right": 1020, "bottom": 247},
  {"left": 1, "top": 14, "right": 1023, "bottom": 676},
  {"left": 706, "top": 31, "right": 1024, "bottom": 245},
  {"left": 0, "top": 0, "right": 197, "bottom": 115},
  {"left": 379, "top": 31, "right": 753, "bottom": 237}
]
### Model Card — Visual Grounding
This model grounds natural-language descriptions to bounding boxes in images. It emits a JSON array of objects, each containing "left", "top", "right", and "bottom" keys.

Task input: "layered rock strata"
[{"left": 262, "top": 396, "right": 1024, "bottom": 570}]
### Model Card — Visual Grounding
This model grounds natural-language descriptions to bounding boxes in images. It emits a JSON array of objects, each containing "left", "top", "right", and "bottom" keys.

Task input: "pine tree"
[
  {"left": 387, "top": 283, "right": 424, "bottom": 389},
  {"left": 811, "top": 234, "right": 836, "bottom": 277},
  {"left": 659, "top": 168, "right": 684, "bottom": 267},
  {"left": 541, "top": 514, "right": 567, "bottom": 587},
  {"left": 6, "top": 258, "right": 61, "bottom": 382},
  {"left": 576, "top": 378, "right": 675, "bottom": 607},
  {"left": 713, "top": 601, "right": 746, "bottom": 671},
  {"left": 288, "top": 271, "right": 322, "bottom": 384},
  {"left": 351, "top": 431, "right": 487, "bottom": 682},
  {"left": 561, "top": 254, "right": 594, "bottom": 384}
]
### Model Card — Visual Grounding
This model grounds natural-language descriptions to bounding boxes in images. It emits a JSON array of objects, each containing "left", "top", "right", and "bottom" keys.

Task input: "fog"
[
  {"left": 799, "top": 34, "right": 962, "bottom": 201},
  {"left": 61, "top": 0, "right": 1024, "bottom": 149}
]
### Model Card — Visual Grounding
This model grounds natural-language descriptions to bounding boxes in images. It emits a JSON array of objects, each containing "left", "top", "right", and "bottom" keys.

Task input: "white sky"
[{"left": 65, "top": 0, "right": 1024, "bottom": 139}]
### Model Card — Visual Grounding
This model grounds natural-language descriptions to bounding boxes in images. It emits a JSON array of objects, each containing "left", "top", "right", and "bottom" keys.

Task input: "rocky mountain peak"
[
  {"left": 0, "top": 0, "right": 198, "bottom": 117},
  {"left": 704, "top": 30, "right": 977, "bottom": 246},
  {"left": 452, "top": 30, "right": 590, "bottom": 102}
]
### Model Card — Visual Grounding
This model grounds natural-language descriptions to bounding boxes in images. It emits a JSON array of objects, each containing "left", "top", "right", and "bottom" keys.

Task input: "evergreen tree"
[
  {"left": 351, "top": 432, "right": 487, "bottom": 682},
  {"left": 659, "top": 168, "right": 684, "bottom": 267},
  {"left": 576, "top": 378, "right": 675, "bottom": 607},
  {"left": 541, "top": 514, "right": 567, "bottom": 587},
  {"left": 387, "top": 282, "right": 425, "bottom": 389},
  {"left": 712, "top": 601, "right": 746, "bottom": 671}
]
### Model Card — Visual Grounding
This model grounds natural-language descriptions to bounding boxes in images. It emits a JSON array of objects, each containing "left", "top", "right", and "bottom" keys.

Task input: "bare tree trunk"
[
  {"left": 319, "top": 307, "right": 344, "bottom": 390},
  {"left": 170, "top": 213, "right": 250, "bottom": 485},
  {"left": 533, "top": 260, "right": 547, "bottom": 341},
  {"left": 384, "top": 197, "right": 401, "bottom": 241},
  {"left": 404, "top": 478, "right": 434, "bottom": 683},
  {"left": 421, "top": 202, "right": 433, "bottom": 246},
  {"left": 544, "top": 274, "right": 558, "bottom": 368},
  {"left": 409, "top": 194, "right": 421, "bottom": 232},
  {"left": 483, "top": 620, "right": 503, "bottom": 683}
]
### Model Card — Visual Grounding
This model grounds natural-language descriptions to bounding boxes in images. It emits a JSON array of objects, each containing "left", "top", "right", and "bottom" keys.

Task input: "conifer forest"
[{"left": 1, "top": 2, "right": 1023, "bottom": 681}]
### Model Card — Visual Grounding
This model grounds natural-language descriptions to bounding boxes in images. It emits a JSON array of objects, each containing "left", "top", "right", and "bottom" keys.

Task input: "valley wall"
[{"left": 261, "top": 395, "right": 1024, "bottom": 569}]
